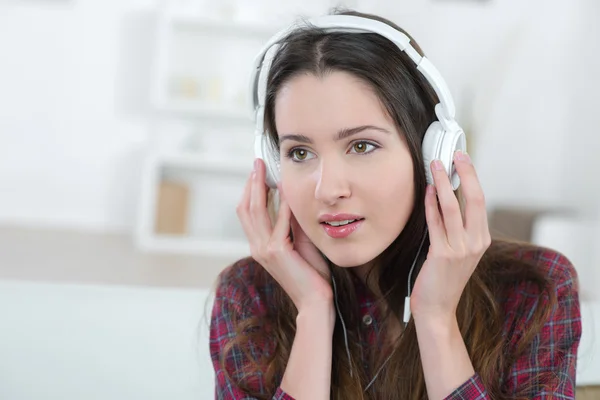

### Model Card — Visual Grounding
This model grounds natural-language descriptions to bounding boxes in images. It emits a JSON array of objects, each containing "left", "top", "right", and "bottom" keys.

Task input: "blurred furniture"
[
  {"left": 155, "top": 180, "right": 190, "bottom": 235},
  {"left": 488, "top": 206, "right": 554, "bottom": 242},
  {"left": 530, "top": 214, "right": 599, "bottom": 302},
  {"left": 488, "top": 207, "right": 599, "bottom": 301},
  {"left": 0, "top": 280, "right": 214, "bottom": 400},
  {"left": 136, "top": 2, "right": 283, "bottom": 257},
  {"left": 577, "top": 386, "right": 600, "bottom": 400}
]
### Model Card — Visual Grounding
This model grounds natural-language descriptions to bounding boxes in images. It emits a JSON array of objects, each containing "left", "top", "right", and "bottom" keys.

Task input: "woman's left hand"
[{"left": 410, "top": 150, "right": 492, "bottom": 323}]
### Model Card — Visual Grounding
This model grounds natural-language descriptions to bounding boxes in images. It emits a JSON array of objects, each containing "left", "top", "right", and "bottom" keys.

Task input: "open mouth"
[
  {"left": 321, "top": 218, "right": 364, "bottom": 227},
  {"left": 320, "top": 218, "right": 365, "bottom": 238}
]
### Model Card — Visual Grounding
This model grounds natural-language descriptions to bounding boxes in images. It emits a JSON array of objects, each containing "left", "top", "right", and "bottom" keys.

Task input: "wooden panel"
[
  {"left": 577, "top": 386, "right": 600, "bottom": 400},
  {"left": 154, "top": 180, "right": 189, "bottom": 235}
]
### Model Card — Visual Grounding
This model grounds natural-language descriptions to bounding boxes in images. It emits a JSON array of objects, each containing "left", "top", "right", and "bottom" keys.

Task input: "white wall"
[
  {"left": 359, "top": 0, "right": 600, "bottom": 217},
  {"left": 466, "top": 0, "right": 600, "bottom": 216},
  {"left": 0, "top": 0, "right": 158, "bottom": 232},
  {"left": 0, "top": 0, "right": 598, "bottom": 234}
]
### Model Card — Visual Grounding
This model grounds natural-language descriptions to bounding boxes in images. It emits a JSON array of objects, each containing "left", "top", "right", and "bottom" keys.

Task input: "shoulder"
[
  {"left": 518, "top": 246, "right": 578, "bottom": 289},
  {"left": 496, "top": 243, "right": 581, "bottom": 339},
  {"left": 508, "top": 245, "right": 579, "bottom": 303},
  {"left": 214, "top": 256, "right": 260, "bottom": 291},
  {"left": 209, "top": 258, "right": 282, "bottom": 396},
  {"left": 212, "top": 256, "right": 275, "bottom": 318}
]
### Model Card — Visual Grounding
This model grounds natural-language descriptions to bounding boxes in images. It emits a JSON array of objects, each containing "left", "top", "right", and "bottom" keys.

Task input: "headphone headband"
[{"left": 249, "top": 15, "right": 456, "bottom": 125}]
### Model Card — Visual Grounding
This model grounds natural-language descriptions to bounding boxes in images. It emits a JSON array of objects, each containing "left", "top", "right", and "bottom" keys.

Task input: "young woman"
[{"left": 209, "top": 9, "right": 581, "bottom": 400}]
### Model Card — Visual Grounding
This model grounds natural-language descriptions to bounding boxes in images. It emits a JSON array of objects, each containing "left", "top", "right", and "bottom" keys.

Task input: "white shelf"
[
  {"left": 159, "top": 152, "right": 252, "bottom": 176},
  {"left": 137, "top": 3, "right": 263, "bottom": 257},
  {"left": 138, "top": 235, "right": 250, "bottom": 258}
]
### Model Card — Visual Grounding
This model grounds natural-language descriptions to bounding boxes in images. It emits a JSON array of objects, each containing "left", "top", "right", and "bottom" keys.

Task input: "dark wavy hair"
[{"left": 218, "top": 8, "right": 558, "bottom": 400}]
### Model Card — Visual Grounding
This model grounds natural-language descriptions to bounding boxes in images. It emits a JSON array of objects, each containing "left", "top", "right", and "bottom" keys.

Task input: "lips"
[
  {"left": 318, "top": 213, "right": 364, "bottom": 224},
  {"left": 319, "top": 213, "right": 365, "bottom": 239}
]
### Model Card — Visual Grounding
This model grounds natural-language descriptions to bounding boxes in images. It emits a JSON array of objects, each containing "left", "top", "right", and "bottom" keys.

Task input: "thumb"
[
  {"left": 278, "top": 184, "right": 329, "bottom": 275},
  {"left": 290, "top": 212, "right": 310, "bottom": 245},
  {"left": 290, "top": 213, "right": 330, "bottom": 276},
  {"left": 272, "top": 193, "right": 292, "bottom": 242},
  {"left": 276, "top": 183, "right": 304, "bottom": 243}
]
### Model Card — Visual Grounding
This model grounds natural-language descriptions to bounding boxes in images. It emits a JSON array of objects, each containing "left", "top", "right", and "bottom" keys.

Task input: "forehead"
[{"left": 274, "top": 71, "right": 395, "bottom": 137}]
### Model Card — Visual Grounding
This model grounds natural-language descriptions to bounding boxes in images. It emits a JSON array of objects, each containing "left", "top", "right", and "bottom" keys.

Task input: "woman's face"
[{"left": 275, "top": 71, "right": 415, "bottom": 268}]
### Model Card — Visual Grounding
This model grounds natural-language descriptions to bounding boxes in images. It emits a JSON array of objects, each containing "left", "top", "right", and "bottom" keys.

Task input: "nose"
[{"left": 314, "top": 158, "right": 351, "bottom": 205}]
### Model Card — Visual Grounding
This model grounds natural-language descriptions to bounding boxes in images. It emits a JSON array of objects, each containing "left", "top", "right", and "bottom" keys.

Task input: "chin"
[{"left": 317, "top": 244, "right": 379, "bottom": 268}]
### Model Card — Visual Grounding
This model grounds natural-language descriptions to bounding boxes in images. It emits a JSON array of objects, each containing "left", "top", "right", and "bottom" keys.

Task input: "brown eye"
[
  {"left": 353, "top": 142, "right": 367, "bottom": 153},
  {"left": 349, "top": 141, "right": 378, "bottom": 155},
  {"left": 293, "top": 149, "right": 308, "bottom": 160}
]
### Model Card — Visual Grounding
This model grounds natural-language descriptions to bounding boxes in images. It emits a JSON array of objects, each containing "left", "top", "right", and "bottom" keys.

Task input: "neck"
[
  {"left": 350, "top": 260, "right": 378, "bottom": 292},
  {"left": 351, "top": 261, "right": 406, "bottom": 347}
]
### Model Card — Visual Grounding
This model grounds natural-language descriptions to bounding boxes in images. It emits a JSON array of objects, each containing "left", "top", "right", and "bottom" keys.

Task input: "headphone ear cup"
[
  {"left": 422, "top": 122, "right": 466, "bottom": 191},
  {"left": 254, "top": 134, "right": 280, "bottom": 189},
  {"left": 443, "top": 129, "right": 466, "bottom": 191},
  {"left": 422, "top": 121, "right": 444, "bottom": 187}
]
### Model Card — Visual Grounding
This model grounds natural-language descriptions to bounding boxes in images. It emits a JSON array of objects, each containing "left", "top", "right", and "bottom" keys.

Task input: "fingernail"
[
  {"left": 426, "top": 184, "right": 435, "bottom": 195},
  {"left": 254, "top": 158, "right": 259, "bottom": 171},
  {"left": 454, "top": 150, "right": 471, "bottom": 164},
  {"left": 432, "top": 159, "right": 444, "bottom": 171}
]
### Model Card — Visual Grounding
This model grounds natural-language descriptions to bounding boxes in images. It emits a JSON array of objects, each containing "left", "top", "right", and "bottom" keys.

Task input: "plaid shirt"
[{"left": 209, "top": 248, "right": 582, "bottom": 399}]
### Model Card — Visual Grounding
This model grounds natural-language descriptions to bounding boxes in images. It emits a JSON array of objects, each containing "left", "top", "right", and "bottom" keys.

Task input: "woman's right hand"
[{"left": 237, "top": 158, "right": 333, "bottom": 312}]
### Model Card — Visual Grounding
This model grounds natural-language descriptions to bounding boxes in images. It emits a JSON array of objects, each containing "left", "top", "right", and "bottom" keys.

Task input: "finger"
[
  {"left": 430, "top": 159, "right": 465, "bottom": 248},
  {"left": 249, "top": 159, "right": 273, "bottom": 240},
  {"left": 290, "top": 211, "right": 311, "bottom": 245},
  {"left": 288, "top": 207, "right": 330, "bottom": 277},
  {"left": 424, "top": 184, "right": 448, "bottom": 250},
  {"left": 237, "top": 172, "right": 258, "bottom": 247},
  {"left": 272, "top": 193, "right": 292, "bottom": 242},
  {"left": 452, "top": 151, "right": 490, "bottom": 237}
]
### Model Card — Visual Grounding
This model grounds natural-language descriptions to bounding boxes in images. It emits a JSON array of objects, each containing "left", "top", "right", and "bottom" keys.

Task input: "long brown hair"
[{"left": 219, "top": 8, "right": 558, "bottom": 400}]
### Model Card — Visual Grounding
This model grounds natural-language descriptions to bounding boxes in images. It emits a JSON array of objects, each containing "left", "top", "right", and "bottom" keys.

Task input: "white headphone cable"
[
  {"left": 331, "top": 273, "right": 353, "bottom": 378},
  {"left": 403, "top": 228, "right": 429, "bottom": 325},
  {"left": 331, "top": 228, "right": 429, "bottom": 392},
  {"left": 365, "top": 228, "right": 428, "bottom": 392}
]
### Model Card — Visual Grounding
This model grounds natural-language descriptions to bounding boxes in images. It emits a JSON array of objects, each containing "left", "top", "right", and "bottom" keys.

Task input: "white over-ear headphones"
[{"left": 249, "top": 15, "right": 466, "bottom": 190}]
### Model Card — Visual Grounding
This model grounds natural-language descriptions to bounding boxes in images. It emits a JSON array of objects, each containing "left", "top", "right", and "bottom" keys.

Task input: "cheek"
[
  {"left": 281, "top": 180, "right": 309, "bottom": 217},
  {"left": 372, "top": 164, "right": 415, "bottom": 214}
]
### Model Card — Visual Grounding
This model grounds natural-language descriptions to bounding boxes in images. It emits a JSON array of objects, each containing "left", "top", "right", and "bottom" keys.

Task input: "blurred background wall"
[
  {"left": 0, "top": 0, "right": 598, "bottom": 232},
  {"left": 2, "top": 0, "right": 599, "bottom": 292}
]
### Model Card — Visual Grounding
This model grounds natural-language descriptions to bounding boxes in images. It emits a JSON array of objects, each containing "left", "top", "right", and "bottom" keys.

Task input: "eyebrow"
[{"left": 279, "top": 125, "right": 391, "bottom": 145}]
